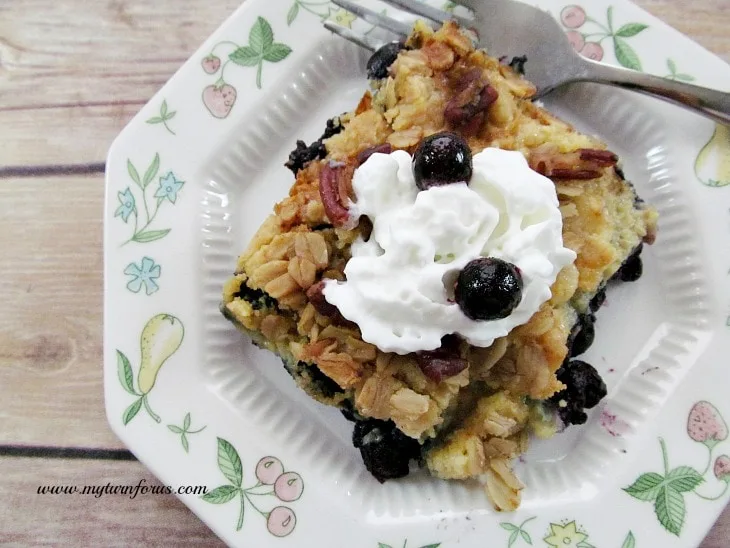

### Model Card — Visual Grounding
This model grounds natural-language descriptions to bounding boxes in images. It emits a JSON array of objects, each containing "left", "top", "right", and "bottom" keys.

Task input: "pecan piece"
[
  {"left": 444, "top": 68, "right": 499, "bottom": 134},
  {"left": 415, "top": 334, "right": 468, "bottom": 383},
  {"left": 319, "top": 161, "right": 357, "bottom": 228},
  {"left": 305, "top": 280, "right": 356, "bottom": 328},
  {"left": 306, "top": 280, "right": 340, "bottom": 318},
  {"left": 578, "top": 148, "right": 618, "bottom": 166},
  {"left": 529, "top": 146, "right": 618, "bottom": 180},
  {"left": 357, "top": 143, "right": 393, "bottom": 166}
]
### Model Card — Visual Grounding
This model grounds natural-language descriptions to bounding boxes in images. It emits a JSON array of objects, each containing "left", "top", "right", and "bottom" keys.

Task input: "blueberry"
[
  {"left": 618, "top": 254, "right": 643, "bottom": 282},
  {"left": 366, "top": 42, "right": 404, "bottom": 80},
  {"left": 508, "top": 55, "right": 528, "bottom": 75},
  {"left": 412, "top": 132, "right": 473, "bottom": 191},
  {"left": 549, "top": 359, "right": 607, "bottom": 426},
  {"left": 284, "top": 117, "right": 343, "bottom": 174},
  {"left": 455, "top": 258, "right": 523, "bottom": 321},
  {"left": 568, "top": 314, "right": 595, "bottom": 357},
  {"left": 588, "top": 287, "right": 606, "bottom": 312},
  {"left": 352, "top": 419, "right": 420, "bottom": 482},
  {"left": 613, "top": 244, "right": 643, "bottom": 282}
]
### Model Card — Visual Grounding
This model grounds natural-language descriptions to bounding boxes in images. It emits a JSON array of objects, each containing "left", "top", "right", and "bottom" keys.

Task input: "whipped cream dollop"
[{"left": 322, "top": 148, "right": 576, "bottom": 354}]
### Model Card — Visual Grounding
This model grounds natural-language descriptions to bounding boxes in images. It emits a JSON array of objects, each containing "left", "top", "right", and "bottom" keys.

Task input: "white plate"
[{"left": 104, "top": 1, "right": 730, "bottom": 546}]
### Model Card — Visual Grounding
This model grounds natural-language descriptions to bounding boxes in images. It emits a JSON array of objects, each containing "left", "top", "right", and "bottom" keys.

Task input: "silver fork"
[{"left": 324, "top": 0, "right": 730, "bottom": 125}]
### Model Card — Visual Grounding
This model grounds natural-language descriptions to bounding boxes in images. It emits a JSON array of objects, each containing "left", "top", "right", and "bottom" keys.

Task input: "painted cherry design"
[
  {"left": 202, "top": 84, "right": 237, "bottom": 119},
  {"left": 201, "top": 55, "right": 221, "bottom": 74},
  {"left": 274, "top": 471, "right": 304, "bottom": 502},
  {"left": 565, "top": 30, "right": 585, "bottom": 52},
  {"left": 560, "top": 5, "right": 586, "bottom": 28},
  {"left": 580, "top": 42, "right": 604, "bottom": 61},
  {"left": 255, "top": 456, "right": 284, "bottom": 485},
  {"left": 714, "top": 455, "right": 730, "bottom": 482},
  {"left": 267, "top": 506, "right": 296, "bottom": 537},
  {"left": 688, "top": 401, "right": 729, "bottom": 449}
]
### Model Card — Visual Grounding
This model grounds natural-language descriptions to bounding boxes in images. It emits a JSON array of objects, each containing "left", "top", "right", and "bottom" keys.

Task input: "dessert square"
[{"left": 221, "top": 21, "right": 657, "bottom": 511}]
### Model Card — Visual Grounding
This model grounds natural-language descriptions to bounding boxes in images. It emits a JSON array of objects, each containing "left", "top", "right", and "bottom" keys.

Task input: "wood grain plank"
[
  {"left": 703, "top": 505, "right": 730, "bottom": 548},
  {"left": 0, "top": 103, "right": 140, "bottom": 166},
  {"left": 636, "top": 0, "right": 730, "bottom": 62},
  {"left": 0, "top": 175, "right": 122, "bottom": 448},
  {"left": 0, "top": 0, "right": 240, "bottom": 110},
  {"left": 0, "top": 457, "right": 225, "bottom": 546}
]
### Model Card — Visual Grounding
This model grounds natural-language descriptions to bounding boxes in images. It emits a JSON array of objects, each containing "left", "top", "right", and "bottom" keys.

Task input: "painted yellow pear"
[
  {"left": 137, "top": 314, "right": 184, "bottom": 394},
  {"left": 695, "top": 124, "right": 730, "bottom": 187}
]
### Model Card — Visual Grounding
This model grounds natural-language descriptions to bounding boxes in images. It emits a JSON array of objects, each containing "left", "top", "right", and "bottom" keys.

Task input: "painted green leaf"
[
  {"left": 607, "top": 6, "right": 614, "bottom": 32},
  {"left": 217, "top": 437, "right": 243, "bottom": 487},
  {"left": 142, "top": 153, "right": 160, "bottom": 187},
  {"left": 419, "top": 544, "right": 441, "bottom": 548},
  {"left": 577, "top": 542, "right": 595, "bottom": 548},
  {"left": 666, "top": 466, "right": 704, "bottom": 492},
  {"left": 132, "top": 229, "right": 171, "bottom": 243},
  {"left": 621, "top": 531, "right": 636, "bottom": 548},
  {"left": 520, "top": 529, "right": 532, "bottom": 544},
  {"left": 116, "top": 350, "right": 136, "bottom": 395},
  {"left": 183, "top": 412, "right": 191, "bottom": 430},
  {"left": 287, "top": 2, "right": 299, "bottom": 25},
  {"left": 181, "top": 433, "right": 189, "bottom": 453},
  {"left": 127, "top": 160, "right": 141, "bottom": 187},
  {"left": 123, "top": 398, "right": 142, "bottom": 425},
  {"left": 624, "top": 472, "right": 664, "bottom": 500},
  {"left": 167, "top": 425, "right": 183, "bottom": 433},
  {"left": 161, "top": 100, "right": 168, "bottom": 117},
  {"left": 654, "top": 486, "right": 685, "bottom": 536},
  {"left": 667, "top": 58, "right": 677, "bottom": 73},
  {"left": 614, "top": 23, "right": 648, "bottom": 38},
  {"left": 675, "top": 73, "right": 695, "bottom": 82},
  {"left": 263, "top": 43, "right": 292, "bottom": 63},
  {"left": 201, "top": 484, "right": 239, "bottom": 504},
  {"left": 614, "top": 37, "right": 642, "bottom": 71},
  {"left": 249, "top": 16, "right": 274, "bottom": 54},
  {"left": 500, "top": 523, "right": 518, "bottom": 531},
  {"left": 229, "top": 46, "right": 261, "bottom": 66},
  {"left": 164, "top": 111, "right": 176, "bottom": 120},
  {"left": 377, "top": 544, "right": 393, "bottom": 548},
  {"left": 508, "top": 530, "right": 518, "bottom": 547},
  {"left": 146, "top": 117, "right": 164, "bottom": 124}
]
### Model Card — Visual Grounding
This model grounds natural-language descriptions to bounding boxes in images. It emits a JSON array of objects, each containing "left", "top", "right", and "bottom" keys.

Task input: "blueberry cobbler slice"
[{"left": 221, "top": 21, "right": 658, "bottom": 510}]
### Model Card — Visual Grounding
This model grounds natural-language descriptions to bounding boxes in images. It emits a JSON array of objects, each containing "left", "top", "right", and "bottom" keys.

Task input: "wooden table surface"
[{"left": 1, "top": 0, "right": 728, "bottom": 545}]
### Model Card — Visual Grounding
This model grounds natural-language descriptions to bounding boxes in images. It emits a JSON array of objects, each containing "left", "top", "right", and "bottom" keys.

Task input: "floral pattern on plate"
[
  {"left": 167, "top": 412, "right": 207, "bottom": 453},
  {"left": 117, "top": 153, "right": 184, "bottom": 245},
  {"left": 559, "top": 5, "right": 648, "bottom": 68},
  {"left": 145, "top": 99, "right": 177, "bottom": 135},
  {"left": 624, "top": 401, "right": 730, "bottom": 536},
  {"left": 201, "top": 16, "right": 292, "bottom": 117},
  {"left": 124, "top": 257, "right": 161, "bottom": 295},
  {"left": 695, "top": 125, "right": 730, "bottom": 187},
  {"left": 202, "top": 439, "right": 304, "bottom": 537},
  {"left": 116, "top": 313, "right": 185, "bottom": 424}
]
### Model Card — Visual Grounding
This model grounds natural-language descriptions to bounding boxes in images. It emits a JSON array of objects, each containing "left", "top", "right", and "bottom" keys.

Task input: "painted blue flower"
[
  {"left": 154, "top": 171, "right": 185, "bottom": 204},
  {"left": 124, "top": 257, "right": 161, "bottom": 295},
  {"left": 115, "top": 187, "right": 136, "bottom": 223}
]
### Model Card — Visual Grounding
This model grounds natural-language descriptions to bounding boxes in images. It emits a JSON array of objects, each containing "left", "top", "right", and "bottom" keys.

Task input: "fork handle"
[{"left": 578, "top": 59, "right": 730, "bottom": 126}]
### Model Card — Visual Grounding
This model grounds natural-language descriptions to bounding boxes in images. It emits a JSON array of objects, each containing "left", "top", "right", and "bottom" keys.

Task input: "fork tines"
[
  {"left": 325, "top": 0, "right": 474, "bottom": 52},
  {"left": 375, "top": 0, "right": 472, "bottom": 28},
  {"left": 331, "top": 0, "right": 411, "bottom": 37}
]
